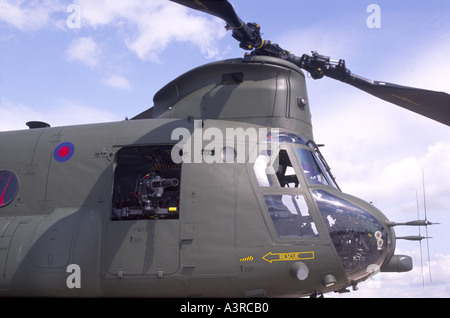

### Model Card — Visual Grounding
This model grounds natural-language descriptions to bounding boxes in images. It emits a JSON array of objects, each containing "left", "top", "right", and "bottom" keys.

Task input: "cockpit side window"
[
  {"left": 275, "top": 150, "right": 300, "bottom": 188},
  {"left": 253, "top": 151, "right": 274, "bottom": 187},
  {"left": 263, "top": 194, "right": 319, "bottom": 238},
  {"left": 253, "top": 149, "right": 300, "bottom": 188},
  {"left": 111, "top": 145, "right": 181, "bottom": 220},
  {"left": 252, "top": 143, "right": 320, "bottom": 239},
  {"left": 295, "top": 148, "right": 330, "bottom": 186}
]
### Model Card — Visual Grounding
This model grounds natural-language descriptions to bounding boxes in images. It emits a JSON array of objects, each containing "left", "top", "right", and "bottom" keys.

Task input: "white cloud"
[
  {"left": 0, "top": 99, "right": 41, "bottom": 131},
  {"left": 103, "top": 75, "right": 132, "bottom": 91},
  {"left": 49, "top": 100, "right": 122, "bottom": 126},
  {"left": 278, "top": 22, "right": 362, "bottom": 63},
  {"left": 66, "top": 36, "right": 102, "bottom": 67},
  {"left": 0, "top": 99, "right": 120, "bottom": 132},
  {"left": 294, "top": 24, "right": 450, "bottom": 208},
  {"left": 279, "top": 16, "right": 450, "bottom": 298},
  {"left": 74, "top": 0, "right": 140, "bottom": 27},
  {"left": 0, "top": 0, "right": 64, "bottom": 31},
  {"left": 1, "top": 0, "right": 228, "bottom": 62},
  {"left": 74, "top": 0, "right": 227, "bottom": 62}
]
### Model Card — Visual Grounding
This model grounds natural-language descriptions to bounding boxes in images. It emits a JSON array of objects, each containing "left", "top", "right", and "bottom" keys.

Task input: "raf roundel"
[{"left": 54, "top": 142, "right": 75, "bottom": 162}]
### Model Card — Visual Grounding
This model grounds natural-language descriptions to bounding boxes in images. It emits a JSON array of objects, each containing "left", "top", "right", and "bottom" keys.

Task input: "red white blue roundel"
[{"left": 54, "top": 142, "right": 75, "bottom": 162}]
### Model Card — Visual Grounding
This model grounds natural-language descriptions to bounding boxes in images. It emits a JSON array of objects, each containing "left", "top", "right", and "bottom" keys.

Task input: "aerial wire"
[
  {"left": 422, "top": 169, "right": 432, "bottom": 283},
  {"left": 416, "top": 190, "right": 425, "bottom": 288}
]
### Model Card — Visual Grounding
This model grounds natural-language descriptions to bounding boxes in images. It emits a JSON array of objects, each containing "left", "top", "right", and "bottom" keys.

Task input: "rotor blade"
[
  {"left": 169, "top": 0, "right": 244, "bottom": 29},
  {"left": 343, "top": 74, "right": 450, "bottom": 126},
  {"left": 293, "top": 52, "right": 450, "bottom": 126}
]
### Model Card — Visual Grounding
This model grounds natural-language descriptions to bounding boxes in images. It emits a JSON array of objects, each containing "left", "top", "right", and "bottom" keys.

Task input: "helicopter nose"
[{"left": 312, "top": 189, "right": 392, "bottom": 283}]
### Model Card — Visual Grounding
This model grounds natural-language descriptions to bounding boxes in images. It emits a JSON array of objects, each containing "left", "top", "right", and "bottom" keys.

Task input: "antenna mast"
[{"left": 422, "top": 169, "right": 432, "bottom": 283}]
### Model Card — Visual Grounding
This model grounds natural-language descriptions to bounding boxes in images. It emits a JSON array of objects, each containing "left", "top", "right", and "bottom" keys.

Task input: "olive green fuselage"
[{"left": 0, "top": 57, "right": 398, "bottom": 297}]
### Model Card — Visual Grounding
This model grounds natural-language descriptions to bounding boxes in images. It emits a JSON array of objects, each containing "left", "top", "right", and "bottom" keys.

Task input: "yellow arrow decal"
[{"left": 262, "top": 251, "right": 314, "bottom": 263}]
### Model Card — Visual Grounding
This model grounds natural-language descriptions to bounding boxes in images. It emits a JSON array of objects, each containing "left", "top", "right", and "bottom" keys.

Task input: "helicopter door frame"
[
  {"left": 103, "top": 144, "right": 181, "bottom": 279},
  {"left": 247, "top": 144, "right": 328, "bottom": 243}
]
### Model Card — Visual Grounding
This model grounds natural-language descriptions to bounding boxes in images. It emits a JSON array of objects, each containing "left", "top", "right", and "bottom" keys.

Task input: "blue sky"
[{"left": 1, "top": 0, "right": 450, "bottom": 297}]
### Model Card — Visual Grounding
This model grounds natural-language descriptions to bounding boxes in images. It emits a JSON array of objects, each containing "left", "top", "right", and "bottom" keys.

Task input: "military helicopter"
[{"left": 0, "top": 0, "right": 448, "bottom": 298}]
